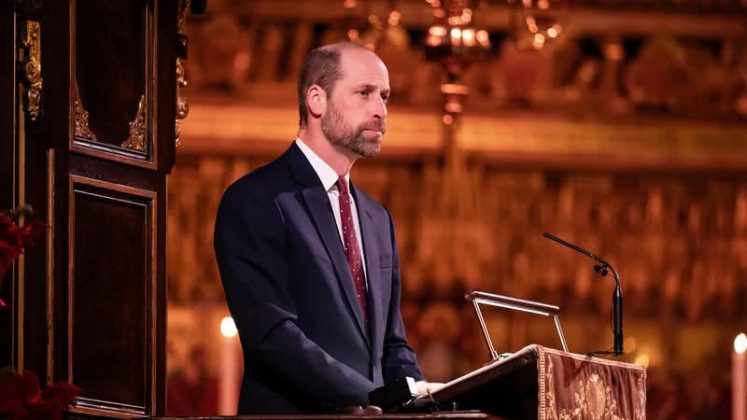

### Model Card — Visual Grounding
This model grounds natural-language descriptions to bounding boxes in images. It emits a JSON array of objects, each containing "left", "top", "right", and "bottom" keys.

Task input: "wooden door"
[{"left": 1, "top": 0, "right": 181, "bottom": 416}]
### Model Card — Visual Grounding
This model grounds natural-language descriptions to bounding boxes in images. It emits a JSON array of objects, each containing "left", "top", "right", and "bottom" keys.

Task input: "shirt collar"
[{"left": 295, "top": 138, "right": 349, "bottom": 191}]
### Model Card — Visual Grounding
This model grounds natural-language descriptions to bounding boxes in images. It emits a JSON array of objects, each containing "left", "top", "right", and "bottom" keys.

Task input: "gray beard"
[{"left": 321, "top": 103, "right": 382, "bottom": 158}]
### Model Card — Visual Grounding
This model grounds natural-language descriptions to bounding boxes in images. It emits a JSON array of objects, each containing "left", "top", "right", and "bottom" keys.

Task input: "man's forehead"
[{"left": 338, "top": 48, "right": 389, "bottom": 86}]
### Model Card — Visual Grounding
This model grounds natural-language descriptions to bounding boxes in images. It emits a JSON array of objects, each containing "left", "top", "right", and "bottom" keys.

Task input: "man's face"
[{"left": 321, "top": 49, "right": 390, "bottom": 158}]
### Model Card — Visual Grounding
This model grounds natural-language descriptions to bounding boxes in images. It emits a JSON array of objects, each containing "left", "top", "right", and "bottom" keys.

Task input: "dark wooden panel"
[
  {"left": 74, "top": 0, "right": 146, "bottom": 147},
  {"left": 70, "top": 0, "right": 157, "bottom": 167},
  {"left": 156, "top": 0, "right": 177, "bottom": 174},
  {"left": 1, "top": 0, "right": 172, "bottom": 415},
  {"left": 69, "top": 154, "right": 161, "bottom": 192},
  {"left": 69, "top": 176, "right": 155, "bottom": 413},
  {"left": 152, "top": 1, "right": 177, "bottom": 412},
  {"left": 46, "top": 0, "right": 74, "bottom": 385}
]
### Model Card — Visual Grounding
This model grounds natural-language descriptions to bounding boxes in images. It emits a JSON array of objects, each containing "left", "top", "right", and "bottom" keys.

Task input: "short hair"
[{"left": 297, "top": 42, "right": 371, "bottom": 126}]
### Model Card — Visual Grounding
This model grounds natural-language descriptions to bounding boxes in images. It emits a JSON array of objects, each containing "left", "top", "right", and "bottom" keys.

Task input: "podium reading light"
[{"left": 466, "top": 291, "right": 569, "bottom": 361}]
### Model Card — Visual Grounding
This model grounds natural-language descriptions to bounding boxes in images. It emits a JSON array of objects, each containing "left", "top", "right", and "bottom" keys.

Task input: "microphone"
[{"left": 542, "top": 232, "right": 623, "bottom": 356}]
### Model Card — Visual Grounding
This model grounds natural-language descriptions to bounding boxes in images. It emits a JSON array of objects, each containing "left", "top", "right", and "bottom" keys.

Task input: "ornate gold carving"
[
  {"left": 175, "top": 0, "right": 192, "bottom": 147},
  {"left": 122, "top": 95, "right": 147, "bottom": 152},
  {"left": 176, "top": 62, "right": 189, "bottom": 112},
  {"left": 73, "top": 83, "right": 97, "bottom": 140},
  {"left": 178, "top": 0, "right": 191, "bottom": 30},
  {"left": 21, "top": 20, "right": 43, "bottom": 122},
  {"left": 175, "top": 59, "right": 189, "bottom": 147}
]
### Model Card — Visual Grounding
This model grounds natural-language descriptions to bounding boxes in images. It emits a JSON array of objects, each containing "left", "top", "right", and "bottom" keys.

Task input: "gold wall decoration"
[
  {"left": 122, "top": 95, "right": 147, "bottom": 152},
  {"left": 21, "top": 20, "right": 43, "bottom": 122},
  {"left": 175, "top": 0, "right": 192, "bottom": 147},
  {"left": 175, "top": 62, "right": 189, "bottom": 148},
  {"left": 73, "top": 83, "right": 97, "bottom": 141}
]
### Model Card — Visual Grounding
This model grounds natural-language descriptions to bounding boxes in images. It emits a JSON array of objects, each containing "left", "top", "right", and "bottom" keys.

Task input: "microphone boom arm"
[{"left": 543, "top": 232, "right": 624, "bottom": 356}]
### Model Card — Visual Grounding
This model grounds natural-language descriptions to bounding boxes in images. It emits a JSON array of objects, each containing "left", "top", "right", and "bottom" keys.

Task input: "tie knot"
[{"left": 336, "top": 176, "right": 349, "bottom": 195}]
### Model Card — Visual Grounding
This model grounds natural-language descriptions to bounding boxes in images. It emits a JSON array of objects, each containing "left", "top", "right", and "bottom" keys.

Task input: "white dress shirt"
[{"left": 295, "top": 138, "right": 368, "bottom": 284}]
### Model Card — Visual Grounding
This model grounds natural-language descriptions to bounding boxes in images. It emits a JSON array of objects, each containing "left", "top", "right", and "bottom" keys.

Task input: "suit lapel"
[
  {"left": 288, "top": 145, "right": 369, "bottom": 345},
  {"left": 352, "top": 184, "right": 383, "bottom": 355}
]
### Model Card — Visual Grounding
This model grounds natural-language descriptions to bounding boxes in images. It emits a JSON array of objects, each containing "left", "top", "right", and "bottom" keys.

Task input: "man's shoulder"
[
  {"left": 217, "top": 157, "right": 298, "bottom": 222},
  {"left": 230, "top": 160, "right": 284, "bottom": 191},
  {"left": 223, "top": 147, "right": 297, "bottom": 200}
]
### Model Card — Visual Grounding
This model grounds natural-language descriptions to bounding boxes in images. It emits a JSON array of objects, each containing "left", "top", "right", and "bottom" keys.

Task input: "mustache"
[{"left": 359, "top": 120, "right": 386, "bottom": 134}]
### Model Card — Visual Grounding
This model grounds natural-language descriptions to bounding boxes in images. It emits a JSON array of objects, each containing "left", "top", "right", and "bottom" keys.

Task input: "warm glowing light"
[
  {"left": 221, "top": 317, "right": 238, "bottom": 338},
  {"left": 532, "top": 33, "right": 546, "bottom": 49},
  {"left": 634, "top": 354, "right": 650, "bottom": 367},
  {"left": 526, "top": 16, "right": 538, "bottom": 33},
  {"left": 442, "top": 114, "right": 454, "bottom": 125},
  {"left": 462, "top": 28, "right": 475, "bottom": 46},
  {"left": 624, "top": 336, "right": 638, "bottom": 352},
  {"left": 347, "top": 29, "right": 360, "bottom": 41},
  {"left": 388, "top": 10, "right": 401, "bottom": 26},
  {"left": 343, "top": 0, "right": 357, "bottom": 9},
  {"left": 427, "top": 25, "right": 446, "bottom": 47},
  {"left": 450, "top": 28, "right": 462, "bottom": 46},
  {"left": 604, "top": 40, "right": 624, "bottom": 60},
  {"left": 429, "top": 25, "right": 447, "bottom": 37},
  {"left": 461, "top": 8, "right": 473, "bottom": 23},
  {"left": 547, "top": 27, "right": 558, "bottom": 38},
  {"left": 476, "top": 30, "right": 490, "bottom": 47},
  {"left": 445, "top": 100, "right": 461, "bottom": 114},
  {"left": 736, "top": 333, "right": 747, "bottom": 354},
  {"left": 538, "top": 0, "right": 550, "bottom": 10},
  {"left": 448, "top": 16, "right": 463, "bottom": 26}
]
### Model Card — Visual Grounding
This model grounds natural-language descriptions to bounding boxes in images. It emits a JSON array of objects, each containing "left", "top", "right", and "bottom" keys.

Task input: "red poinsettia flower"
[
  {"left": 0, "top": 369, "right": 82, "bottom": 420},
  {"left": 0, "top": 208, "right": 47, "bottom": 308},
  {"left": 0, "top": 213, "right": 23, "bottom": 272},
  {"left": 18, "top": 220, "right": 46, "bottom": 250}
]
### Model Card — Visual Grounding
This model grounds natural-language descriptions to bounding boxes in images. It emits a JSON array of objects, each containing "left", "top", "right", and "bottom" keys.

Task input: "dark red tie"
[{"left": 336, "top": 176, "right": 368, "bottom": 321}]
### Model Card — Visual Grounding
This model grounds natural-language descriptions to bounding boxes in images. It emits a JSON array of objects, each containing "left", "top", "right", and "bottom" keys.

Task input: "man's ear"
[{"left": 306, "top": 85, "right": 327, "bottom": 119}]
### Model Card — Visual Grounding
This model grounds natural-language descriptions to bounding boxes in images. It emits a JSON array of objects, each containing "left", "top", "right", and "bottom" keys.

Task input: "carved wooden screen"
[
  {"left": 1, "top": 0, "right": 177, "bottom": 417},
  {"left": 64, "top": 0, "right": 176, "bottom": 416},
  {"left": 71, "top": 0, "right": 155, "bottom": 164}
]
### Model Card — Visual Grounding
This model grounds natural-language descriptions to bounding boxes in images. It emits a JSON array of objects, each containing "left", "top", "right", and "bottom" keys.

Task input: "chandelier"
[
  {"left": 424, "top": 0, "right": 491, "bottom": 131},
  {"left": 508, "top": 0, "right": 569, "bottom": 50},
  {"left": 425, "top": 0, "right": 491, "bottom": 80}
]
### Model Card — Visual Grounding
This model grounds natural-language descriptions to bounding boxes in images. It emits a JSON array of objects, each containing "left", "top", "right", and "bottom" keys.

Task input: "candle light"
[
  {"left": 220, "top": 316, "right": 239, "bottom": 415},
  {"left": 734, "top": 333, "right": 747, "bottom": 420}
]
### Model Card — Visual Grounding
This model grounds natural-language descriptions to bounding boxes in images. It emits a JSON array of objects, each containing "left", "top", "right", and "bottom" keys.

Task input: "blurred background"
[{"left": 164, "top": 0, "right": 747, "bottom": 418}]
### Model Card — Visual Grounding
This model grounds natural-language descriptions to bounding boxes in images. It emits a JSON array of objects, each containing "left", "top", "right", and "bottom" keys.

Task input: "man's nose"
[{"left": 372, "top": 96, "right": 387, "bottom": 119}]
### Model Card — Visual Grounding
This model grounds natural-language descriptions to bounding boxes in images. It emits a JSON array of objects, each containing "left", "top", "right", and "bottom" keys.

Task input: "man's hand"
[{"left": 414, "top": 380, "right": 445, "bottom": 396}]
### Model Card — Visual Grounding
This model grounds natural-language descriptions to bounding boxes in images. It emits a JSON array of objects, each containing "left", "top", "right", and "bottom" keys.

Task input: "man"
[{"left": 214, "top": 42, "right": 438, "bottom": 414}]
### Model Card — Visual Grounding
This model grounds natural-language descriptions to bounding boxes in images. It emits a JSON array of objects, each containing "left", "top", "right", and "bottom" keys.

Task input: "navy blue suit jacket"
[{"left": 214, "top": 143, "right": 423, "bottom": 414}]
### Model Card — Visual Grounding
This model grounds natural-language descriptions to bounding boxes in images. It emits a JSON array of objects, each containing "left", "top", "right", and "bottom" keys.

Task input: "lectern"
[
  {"left": 375, "top": 291, "right": 647, "bottom": 418},
  {"left": 429, "top": 344, "right": 647, "bottom": 419},
  {"left": 424, "top": 291, "right": 647, "bottom": 419}
]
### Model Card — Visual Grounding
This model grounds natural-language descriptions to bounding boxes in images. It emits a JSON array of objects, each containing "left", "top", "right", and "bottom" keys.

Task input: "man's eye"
[{"left": 358, "top": 90, "right": 370, "bottom": 97}]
